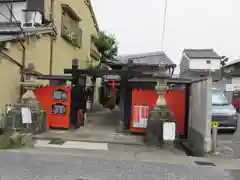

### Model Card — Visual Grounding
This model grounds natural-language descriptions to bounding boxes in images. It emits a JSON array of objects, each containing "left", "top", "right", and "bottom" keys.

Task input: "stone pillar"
[{"left": 116, "top": 76, "right": 126, "bottom": 133}]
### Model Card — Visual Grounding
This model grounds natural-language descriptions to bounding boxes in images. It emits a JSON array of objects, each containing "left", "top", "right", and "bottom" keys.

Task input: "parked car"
[
  {"left": 232, "top": 91, "right": 240, "bottom": 112},
  {"left": 212, "top": 88, "right": 237, "bottom": 133}
]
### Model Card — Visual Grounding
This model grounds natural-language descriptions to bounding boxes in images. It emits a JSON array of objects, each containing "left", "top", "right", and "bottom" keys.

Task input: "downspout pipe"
[
  {"left": 19, "top": 40, "right": 26, "bottom": 98},
  {"left": 49, "top": 0, "right": 54, "bottom": 75}
]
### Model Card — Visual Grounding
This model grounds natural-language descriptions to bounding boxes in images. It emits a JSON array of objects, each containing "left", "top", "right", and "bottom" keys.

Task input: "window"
[
  {"left": 212, "top": 89, "right": 229, "bottom": 105},
  {"left": 61, "top": 4, "right": 82, "bottom": 48},
  {"left": 200, "top": 73, "right": 205, "bottom": 77},
  {"left": 206, "top": 60, "right": 211, "bottom": 64},
  {"left": 52, "top": 103, "right": 67, "bottom": 115},
  {"left": 52, "top": 89, "right": 68, "bottom": 101}
]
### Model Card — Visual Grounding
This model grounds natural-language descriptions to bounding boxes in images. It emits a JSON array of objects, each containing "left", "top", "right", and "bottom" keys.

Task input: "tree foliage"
[{"left": 92, "top": 31, "right": 118, "bottom": 63}]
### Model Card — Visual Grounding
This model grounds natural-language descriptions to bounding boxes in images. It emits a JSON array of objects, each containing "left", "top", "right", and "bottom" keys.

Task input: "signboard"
[
  {"left": 103, "top": 75, "right": 120, "bottom": 82},
  {"left": 212, "top": 121, "right": 219, "bottom": 127},
  {"left": 132, "top": 105, "right": 150, "bottom": 128},
  {"left": 21, "top": 107, "right": 32, "bottom": 124},
  {"left": 226, "top": 84, "right": 235, "bottom": 91},
  {"left": 226, "top": 84, "right": 240, "bottom": 91},
  {"left": 163, "top": 122, "right": 176, "bottom": 141}
]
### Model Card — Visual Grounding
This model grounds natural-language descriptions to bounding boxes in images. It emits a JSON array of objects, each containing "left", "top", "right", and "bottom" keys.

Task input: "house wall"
[
  {"left": 189, "top": 58, "right": 221, "bottom": 70},
  {"left": 179, "top": 54, "right": 189, "bottom": 74},
  {"left": 7, "top": 35, "right": 51, "bottom": 75},
  {"left": 0, "top": 0, "right": 100, "bottom": 74},
  {"left": 0, "top": 0, "right": 101, "bottom": 112},
  {"left": 0, "top": 34, "right": 53, "bottom": 114},
  {"left": 180, "top": 57, "right": 221, "bottom": 81},
  {"left": 44, "top": 0, "right": 99, "bottom": 74},
  {"left": 224, "top": 63, "right": 240, "bottom": 74},
  {"left": 0, "top": 52, "right": 21, "bottom": 115}
]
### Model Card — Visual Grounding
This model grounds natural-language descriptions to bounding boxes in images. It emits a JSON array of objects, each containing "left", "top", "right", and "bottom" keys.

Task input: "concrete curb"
[{"left": 33, "top": 136, "right": 145, "bottom": 147}]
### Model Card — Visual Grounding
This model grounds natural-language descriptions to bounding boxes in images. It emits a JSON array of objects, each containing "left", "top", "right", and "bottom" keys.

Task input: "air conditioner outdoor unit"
[{"left": 24, "top": 11, "right": 42, "bottom": 27}]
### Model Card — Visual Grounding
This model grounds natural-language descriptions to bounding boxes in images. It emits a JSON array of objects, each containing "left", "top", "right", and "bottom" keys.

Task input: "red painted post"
[{"left": 110, "top": 80, "right": 116, "bottom": 105}]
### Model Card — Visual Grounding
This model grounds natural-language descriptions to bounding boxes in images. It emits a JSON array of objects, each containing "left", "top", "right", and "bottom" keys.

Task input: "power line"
[
  {"left": 5, "top": 4, "right": 24, "bottom": 35},
  {"left": 0, "top": 12, "right": 10, "bottom": 21},
  {"left": 160, "top": 0, "right": 168, "bottom": 51}
]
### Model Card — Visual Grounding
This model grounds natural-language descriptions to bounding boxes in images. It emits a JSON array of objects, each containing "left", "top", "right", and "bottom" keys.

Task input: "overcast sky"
[{"left": 91, "top": 0, "right": 240, "bottom": 70}]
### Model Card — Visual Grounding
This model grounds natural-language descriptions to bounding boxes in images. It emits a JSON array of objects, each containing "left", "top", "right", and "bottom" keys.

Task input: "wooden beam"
[
  {"left": 36, "top": 75, "right": 72, "bottom": 80},
  {"left": 64, "top": 68, "right": 148, "bottom": 77}
]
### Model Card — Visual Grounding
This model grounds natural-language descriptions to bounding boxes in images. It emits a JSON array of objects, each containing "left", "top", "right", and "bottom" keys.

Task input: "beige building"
[{"left": 0, "top": 0, "right": 101, "bottom": 114}]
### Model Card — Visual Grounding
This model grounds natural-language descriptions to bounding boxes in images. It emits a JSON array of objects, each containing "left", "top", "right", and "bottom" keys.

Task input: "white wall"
[
  {"left": 232, "top": 77, "right": 240, "bottom": 85},
  {"left": 190, "top": 58, "right": 221, "bottom": 70},
  {"left": 179, "top": 54, "right": 189, "bottom": 74}
]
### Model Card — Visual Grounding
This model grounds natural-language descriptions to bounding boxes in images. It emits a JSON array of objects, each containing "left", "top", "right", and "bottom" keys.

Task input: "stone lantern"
[
  {"left": 17, "top": 63, "right": 46, "bottom": 134},
  {"left": 144, "top": 64, "right": 173, "bottom": 147},
  {"left": 21, "top": 63, "right": 40, "bottom": 105}
]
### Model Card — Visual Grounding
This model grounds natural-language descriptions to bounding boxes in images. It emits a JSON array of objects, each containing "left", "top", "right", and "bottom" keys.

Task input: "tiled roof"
[
  {"left": 225, "top": 58, "right": 240, "bottom": 67},
  {"left": 183, "top": 49, "right": 221, "bottom": 59},
  {"left": 0, "top": 0, "right": 25, "bottom": 2},
  {"left": 108, "top": 51, "right": 175, "bottom": 66}
]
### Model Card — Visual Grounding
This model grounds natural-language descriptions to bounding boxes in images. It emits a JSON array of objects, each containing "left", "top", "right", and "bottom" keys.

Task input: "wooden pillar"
[
  {"left": 70, "top": 59, "right": 79, "bottom": 128},
  {"left": 116, "top": 60, "right": 133, "bottom": 133},
  {"left": 71, "top": 58, "right": 79, "bottom": 86},
  {"left": 116, "top": 75, "right": 127, "bottom": 133}
]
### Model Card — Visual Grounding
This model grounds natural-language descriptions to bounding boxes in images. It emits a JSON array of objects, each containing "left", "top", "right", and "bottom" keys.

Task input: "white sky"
[{"left": 91, "top": 0, "right": 240, "bottom": 70}]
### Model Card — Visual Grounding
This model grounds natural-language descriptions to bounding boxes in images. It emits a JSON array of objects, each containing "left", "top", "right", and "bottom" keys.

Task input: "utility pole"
[
  {"left": 220, "top": 56, "right": 228, "bottom": 80},
  {"left": 49, "top": 0, "right": 55, "bottom": 75},
  {"left": 160, "top": 0, "right": 168, "bottom": 51}
]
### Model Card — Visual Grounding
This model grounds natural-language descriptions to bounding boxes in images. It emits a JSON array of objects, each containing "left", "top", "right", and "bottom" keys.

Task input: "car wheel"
[
  {"left": 230, "top": 128, "right": 237, "bottom": 134},
  {"left": 237, "top": 108, "right": 240, "bottom": 113}
]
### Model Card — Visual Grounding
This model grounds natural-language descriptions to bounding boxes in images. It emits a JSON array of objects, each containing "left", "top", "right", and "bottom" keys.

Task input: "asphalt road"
[
  {"left": 218, "top": 113, "right": 240, "bottom": 158},
  {"left": 0, "top": 150, "right": 238, "bottom": 180}
]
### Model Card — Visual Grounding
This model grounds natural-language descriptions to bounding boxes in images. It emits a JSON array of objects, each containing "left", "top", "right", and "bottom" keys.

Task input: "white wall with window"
[{"left": 189, "top": 59, "right": 221, "bottom": 70}]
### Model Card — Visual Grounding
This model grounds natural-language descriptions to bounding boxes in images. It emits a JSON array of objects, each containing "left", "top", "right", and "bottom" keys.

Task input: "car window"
[{"left": 212, "top": 90, "right": 229, "bottom": 105}]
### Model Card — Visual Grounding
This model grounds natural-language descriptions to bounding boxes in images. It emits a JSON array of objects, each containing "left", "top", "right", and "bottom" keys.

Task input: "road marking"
[
  {"left": 218, "top": 140, "right": 233, "bottom": 144},
  {"left": 34, "top": 140, "right": 108, "bottom": 150}
]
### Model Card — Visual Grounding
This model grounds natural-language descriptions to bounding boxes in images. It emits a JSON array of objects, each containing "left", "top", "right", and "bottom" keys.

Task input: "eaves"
[
  {"left": 84, "top": 0, "right": 99, "bottom": 33},
  {"left": 188, "top": 56, "right": 221, "bottom": 60}
]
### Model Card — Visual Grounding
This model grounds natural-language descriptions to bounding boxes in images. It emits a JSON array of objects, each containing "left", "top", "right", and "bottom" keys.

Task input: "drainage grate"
[
  {"left": 194, "top": 161, "right": 216, "bottom": 166},
  {"left": 48, "top": 139, "right": 65, "bottom": 145}
]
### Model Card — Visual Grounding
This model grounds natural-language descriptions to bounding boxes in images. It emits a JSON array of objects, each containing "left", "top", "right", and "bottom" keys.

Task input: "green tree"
[{"left": 92, "top": 31, "right": 118, "bottom": 67}]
